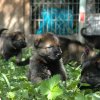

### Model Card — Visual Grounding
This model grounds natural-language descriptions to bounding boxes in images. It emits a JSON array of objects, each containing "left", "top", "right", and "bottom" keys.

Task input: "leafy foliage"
[
  {"left": 39, "top": 75, "right": 63, "bottom": 100},
  {"left": 0, "top": 48, "right": 100, "bottom": 100}
]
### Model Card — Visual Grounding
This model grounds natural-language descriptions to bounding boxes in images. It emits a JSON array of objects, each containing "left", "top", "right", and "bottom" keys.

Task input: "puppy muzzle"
[{"left": 13, "top": 40, "right": 26, "bottom": 48}]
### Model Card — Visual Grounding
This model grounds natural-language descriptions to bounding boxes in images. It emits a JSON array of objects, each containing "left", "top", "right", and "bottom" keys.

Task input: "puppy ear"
[
  {"left": 0, "top": 28, "right": 8, "bottom": 36},
  {"left": 33, "top": 34, "right": 43, "bottom": 48}
]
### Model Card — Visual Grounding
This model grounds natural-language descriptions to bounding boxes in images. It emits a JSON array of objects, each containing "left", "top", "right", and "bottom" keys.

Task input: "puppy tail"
[
  {"left": 81, "top": 28, "right": 87, "bottom": 36},
  {"left": 81, "top": 28, "right": 92, "bottom": 40},
  {"left": 0, "top": 28, "right": 8, "bottom": 36}
]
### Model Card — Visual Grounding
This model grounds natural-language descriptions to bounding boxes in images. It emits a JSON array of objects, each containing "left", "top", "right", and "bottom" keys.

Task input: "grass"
[{"left": 0, "top": 48, "right": 100, "bottom": 100}]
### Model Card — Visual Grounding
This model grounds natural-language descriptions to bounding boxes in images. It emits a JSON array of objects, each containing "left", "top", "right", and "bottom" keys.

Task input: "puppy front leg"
[
  {"left": 59, "top": 58, "right": 67, "bottom": 81},
  {"left": 28, "top": 57, "right": 43, "bottom": 83}
]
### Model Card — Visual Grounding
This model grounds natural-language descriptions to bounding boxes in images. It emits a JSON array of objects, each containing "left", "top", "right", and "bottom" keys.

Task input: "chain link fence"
[{"left": 30, "top": 0, "right": 79, "bottom": 35}]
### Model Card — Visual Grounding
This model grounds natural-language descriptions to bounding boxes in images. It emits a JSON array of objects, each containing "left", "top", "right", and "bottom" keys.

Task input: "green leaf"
[
  {"left": 49, "top": 75, "right": 61, "bottom": 89},
  {"left": 7, "top": 92, "right": 15, "bottom": 99},
  {"left": 1, "top": 73, "right": 11, "bottom": 89},
  {"left": 92, "top": 94, "right": 100, "bottom": 100},
  {"left": 39, "top": 75, "right": 63, "bottom": 100},
  {"left": 39, "top": 80, "right": 50, "bottom": 95},
  {"left": 75, "top": 93, "right": 85, "bottom": 100},
  {"left": 47, "top": 85, "right": 63, "bottom": 100}
]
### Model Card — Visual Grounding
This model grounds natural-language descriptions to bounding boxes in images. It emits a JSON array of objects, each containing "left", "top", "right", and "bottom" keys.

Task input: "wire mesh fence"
[
  {"left": 30, "top": 0, "right": 79, "bottom": 35},
  {"left": 84, "top": 0, "right": 100, "bottom": 35},
  {"left": 95, "top": 0, "right": 100, "bottom": 13},
  {"left": 30, "top": 0, "right": 100, "bottom": 36}
]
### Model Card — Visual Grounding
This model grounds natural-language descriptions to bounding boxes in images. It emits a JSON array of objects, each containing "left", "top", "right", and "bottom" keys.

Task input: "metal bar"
[{"left": 78, "top": 0, "right": 86, "bottom": 42}]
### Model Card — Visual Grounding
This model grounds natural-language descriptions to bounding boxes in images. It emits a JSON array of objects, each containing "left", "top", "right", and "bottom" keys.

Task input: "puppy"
[
  {"left": 27, "top": 33, "right": 67, "bottom": 83},
  {"left": 79, "top": 53, "right": 100, "bottom": 90},
  {"left": 81, "top": 27, "right": 100, "bottom": 49},
  {"left": 58, "top": 36, "right": 96, "bottom": 65},
  {"left": 0, "top": 28, "right": 26, "bottom": 60}
]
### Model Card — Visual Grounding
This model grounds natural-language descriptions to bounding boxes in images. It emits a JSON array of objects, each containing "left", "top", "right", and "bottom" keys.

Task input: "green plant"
[{"left": 0, "top": 48, "right": 100, "bottom": 100}]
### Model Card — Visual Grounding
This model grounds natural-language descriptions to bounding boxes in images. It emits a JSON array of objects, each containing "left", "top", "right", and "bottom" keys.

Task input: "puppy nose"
[
  {"left": 57, "top": 53, "right": 61, "bottom": 58},
  {"left": 21, "top": 41, "right": 27, "bottom": 47},
  {"left": 19, "top": 40, "right": 27, "bottom": 47},
  {"left": 54, "top": 51, "right": 61, "bottom": 58}
]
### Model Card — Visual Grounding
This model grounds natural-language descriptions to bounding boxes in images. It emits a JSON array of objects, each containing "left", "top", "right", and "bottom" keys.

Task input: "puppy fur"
[
  {"left": 81, "top": 27, "right": 100, "bottom": 49},
  {"left": 0, "top": 28, "right": 26, "bottom": 60},
  {"left": 58, "top": 36, "right": 96, "bottom": 65},
  {"left": 27, "top": 33, "right": 67, "bottom": 83},
  {"left": 79, "top": 53, "right": 100, "bottom": 89}
]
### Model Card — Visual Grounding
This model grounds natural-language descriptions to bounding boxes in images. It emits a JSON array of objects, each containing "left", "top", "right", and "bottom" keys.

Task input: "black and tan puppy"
[
  {"left": 79, "top": 53, "right": 100, "bottom": 90},
  {"left": 0, "top": 28, "right": 26, "bottom": 60},
  {"left": 58, "top": 36, "right": 96, "bottom": 65},
  {"left": 28, "top": 33, "right": 67, "bottom": 83},
  {"left": 81, "top": 27, "right": 100, "bottom": 49}
]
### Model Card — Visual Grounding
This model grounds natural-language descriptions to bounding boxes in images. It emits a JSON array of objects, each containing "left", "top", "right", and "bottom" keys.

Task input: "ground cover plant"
[{"left": 0, "top": 48, "right": 100, "bottom": 100}]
